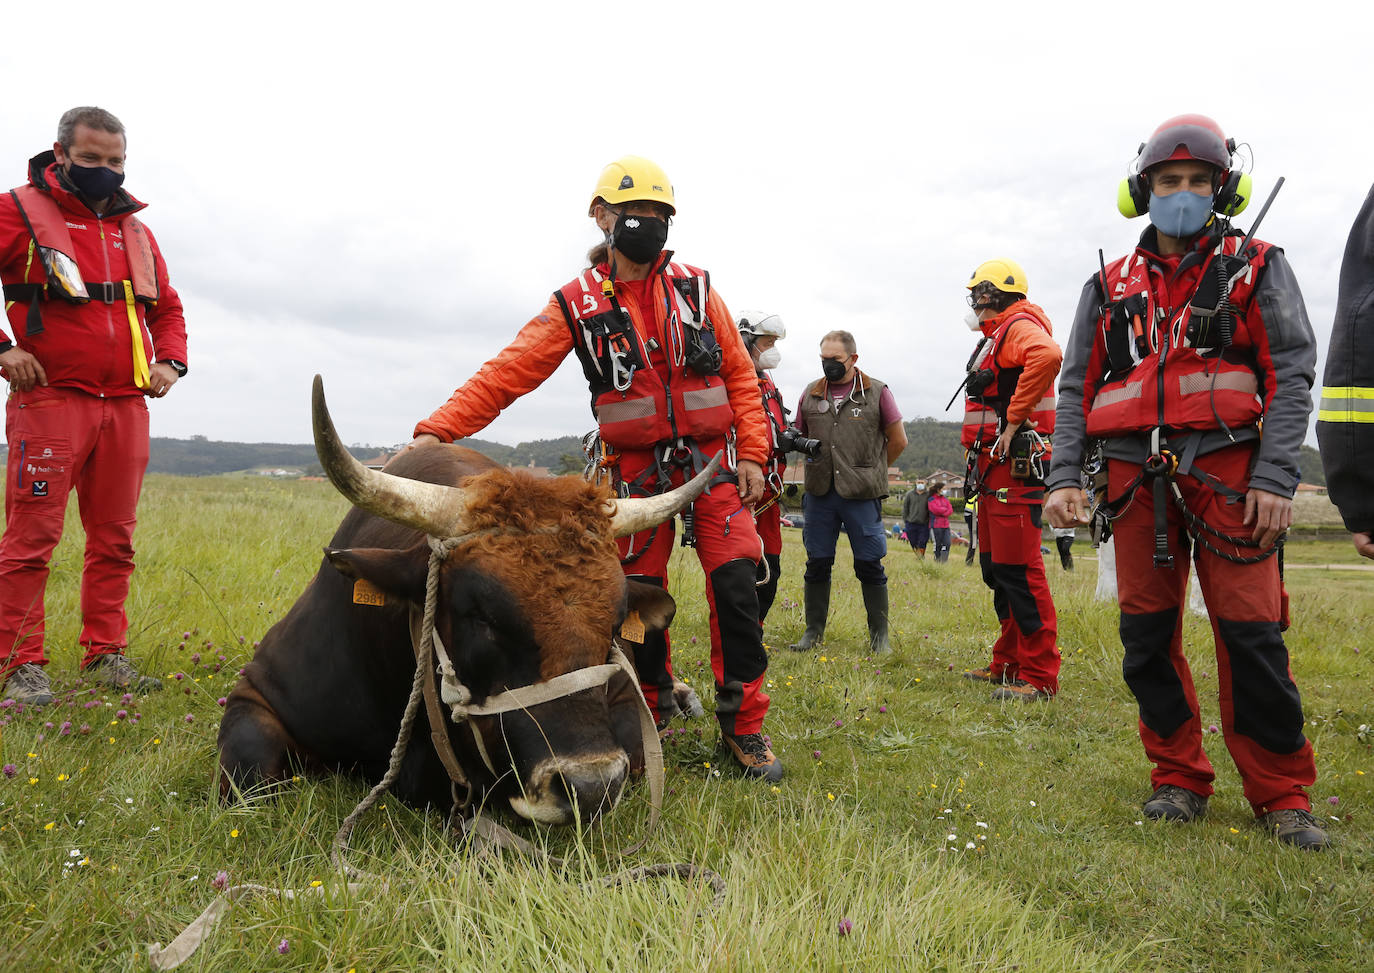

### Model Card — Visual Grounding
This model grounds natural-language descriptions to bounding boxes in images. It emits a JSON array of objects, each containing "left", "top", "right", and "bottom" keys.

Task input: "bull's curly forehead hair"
[{"left": 57, "top": 107, "right": 126, "bottom": 150}]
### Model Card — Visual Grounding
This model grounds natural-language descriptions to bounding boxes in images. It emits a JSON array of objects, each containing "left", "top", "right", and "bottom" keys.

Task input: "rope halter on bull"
[{"left": 307, "top": 377, "right": 724, "bottom": 889}]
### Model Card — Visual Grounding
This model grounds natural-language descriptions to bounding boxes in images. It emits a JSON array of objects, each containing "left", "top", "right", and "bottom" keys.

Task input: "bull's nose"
[{"left": 509, "top": 752, "right": 630, "bottom": 825}]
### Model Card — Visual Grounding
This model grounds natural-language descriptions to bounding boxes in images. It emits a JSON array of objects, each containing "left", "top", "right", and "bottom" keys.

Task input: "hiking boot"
[
  {"left": 723, "top": 732, "right": 784, "bottom": 783},
  {"left": 1142, "top": 784, "right": 1208, "bottom": 822},
  {"left": 962, "top": 665, "right": 1009, "bottom": 684},
  {"left": 1260, "top": 808, "right": 1330, "bottom": 851},
  {"left": 990, "top": 679, "right": 1053, "bottom": 702},
  {"left": 789, "top": 579, "right": 830, "bottom": 652},
  {"left": 2, "top": 663, "right": 54, "bottom": 706},
  {"left": 84, "top": 654, "right": 163, "bottom": 694}
]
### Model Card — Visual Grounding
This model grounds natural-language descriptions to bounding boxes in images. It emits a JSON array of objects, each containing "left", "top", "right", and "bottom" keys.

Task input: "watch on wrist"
[{"left": 161, "top": 359, "right": 188, "bottom": 378}]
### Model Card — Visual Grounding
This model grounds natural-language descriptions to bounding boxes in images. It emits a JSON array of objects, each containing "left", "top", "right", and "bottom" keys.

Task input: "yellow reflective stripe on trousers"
[
  {"left": 1318, "top": 386, "right": 1374, "bottom": 423},
  {"left": 124, "top": 280, "right": 151, "bottom": 390}
]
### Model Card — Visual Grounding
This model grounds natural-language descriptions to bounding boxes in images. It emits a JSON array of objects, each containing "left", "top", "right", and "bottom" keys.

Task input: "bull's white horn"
[
  {"left": 312, "top": 375, "right": 476, "bottom": 537},
  {"left": 606, "top": 452, "right": 724, "bottom": 538}
]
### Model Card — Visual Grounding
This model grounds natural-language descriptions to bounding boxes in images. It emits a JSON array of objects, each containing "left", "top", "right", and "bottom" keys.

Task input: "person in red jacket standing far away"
[
  {"left": 958, "top": 258, "right": 1062, "bottom": 702},
  {"left": 1045, "top": 114, "right": 1326, "bottom": 850},
  {"left": 0, "top": 107, "right": 187, "bottom": 707},
  {"left": 410, "top": 156, "right": 782, "bottom": 782}
]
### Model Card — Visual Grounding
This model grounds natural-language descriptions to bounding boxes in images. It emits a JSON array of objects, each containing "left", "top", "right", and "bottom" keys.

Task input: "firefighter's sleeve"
[
  {"left": 0, "top": 195, "right": 33, "bottom": 348},
  {"left": 1043, "top": 277, "right": 1101, "bottom": 493},
  {"left": 999, "top": 321, "right": 1062, "bottom": 430},
  {"left": 1248, "top": 247, "right": 1316, "bottom": 498},
  {"left": 414, "top": 297, "right": 575, "bottom": 441},
  {"left": 1317, "top": 183, "right": 1374, "bottom": 532},
  {"left": 710, "top": 289, "right": 770, "bottom": 466},
  {"left": 142, "top": 224, "right": 188, "bottom": 365}
]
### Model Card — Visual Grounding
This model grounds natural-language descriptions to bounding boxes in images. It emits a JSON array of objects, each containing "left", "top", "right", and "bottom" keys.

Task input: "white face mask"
[
  {"left": 756, "top": 346, "right": 781, "bottom": 370},
  {"left": 964, "top": 310, "right": 982, "bottom": 332}
]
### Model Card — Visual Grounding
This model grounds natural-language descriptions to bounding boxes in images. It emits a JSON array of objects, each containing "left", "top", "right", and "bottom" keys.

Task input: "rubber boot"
[
  {"left": 789, "top": 579, "right": 830, "bottom": 652},
  {"left": 861, "top": 583, "right": 891, "bottom": 655}
]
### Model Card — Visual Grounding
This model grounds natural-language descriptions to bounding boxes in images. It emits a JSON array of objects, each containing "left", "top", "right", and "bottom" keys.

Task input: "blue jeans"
[
  {"left": 932, "top": 526, "right": 951, "bottom": 562},
  {"left": 802, "top": 491, "right": 888, "bottom": 583}
]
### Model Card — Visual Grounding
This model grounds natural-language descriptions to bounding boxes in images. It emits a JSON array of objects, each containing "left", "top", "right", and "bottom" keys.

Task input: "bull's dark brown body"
[{"left": 217, "top": 444, "right": 673, "bottom": 821}]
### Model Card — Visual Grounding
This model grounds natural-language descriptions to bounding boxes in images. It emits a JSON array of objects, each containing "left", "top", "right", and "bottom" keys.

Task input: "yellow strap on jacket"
[{"left": 124, "top": 280, "right": 151, "bottom": 390}]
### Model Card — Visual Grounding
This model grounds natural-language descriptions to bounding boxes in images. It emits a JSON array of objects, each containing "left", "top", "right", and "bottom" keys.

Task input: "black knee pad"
[
  {"left": 1219, "top": 617, "right": 1308, "bottom": 754},
  {"left": 1120, "top": 608, "right": 1193, "bottom": 739},
  {"left": 803, "top": 556, "right": 834, "bottom": 584},
  {"left": 710, "top": 560, "right": 768, "bottom": 684},
  {"left": 853, "top": 557, "right": 886, "bottom": 586}
]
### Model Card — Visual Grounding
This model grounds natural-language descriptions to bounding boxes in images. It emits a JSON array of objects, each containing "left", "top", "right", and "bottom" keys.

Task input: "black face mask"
[
  {"left": 611, "top": 212, "right": 668, "bottom": 264},
  {"left": 66, "top": 162, "right": 125, "bottom": 201},
  {"left": 822, "top": 358, "right": 848, "bottom": 382}
]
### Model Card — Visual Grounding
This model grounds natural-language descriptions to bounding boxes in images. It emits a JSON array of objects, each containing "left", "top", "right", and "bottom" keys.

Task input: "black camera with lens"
[{"left": 779, "top": 425, "right": 822, "bottom": 458}]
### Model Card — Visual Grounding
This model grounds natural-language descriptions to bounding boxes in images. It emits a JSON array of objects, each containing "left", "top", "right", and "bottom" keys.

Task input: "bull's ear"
[
  {"left": 626, "top": 579, "right": 676, "bottom": 634},
  {"left": 324, "top": 545, "right": 427, "bottom": 599}
]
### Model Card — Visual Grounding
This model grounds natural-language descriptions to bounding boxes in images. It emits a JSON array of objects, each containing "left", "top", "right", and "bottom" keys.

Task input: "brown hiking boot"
[
  {"left": 1260, "top": 808, "right": 1330, "bottom": 851},
  {"left": 3, "top": 663, "right": 54, "bottom": 706},
  {"left": 990, "top": 679, "right": 1053, "bottom": 702},
  {"left": 962, "top": 666, "right": 1008, "bottom": 684},
  {"left": 723, "top": 732, "right": 784, "bottom": 783},
  {"left": 1143, "top": 784, "right": 1208, "bottom": 822},
  {"left": 83, "top": 654, "right": 163, "bottom": 694}
]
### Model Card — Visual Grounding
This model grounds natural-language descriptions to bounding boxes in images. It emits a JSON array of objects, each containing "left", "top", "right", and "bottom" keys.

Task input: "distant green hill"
[{"left": 0, "top": 426, "right": 1328, "bottom": 485}]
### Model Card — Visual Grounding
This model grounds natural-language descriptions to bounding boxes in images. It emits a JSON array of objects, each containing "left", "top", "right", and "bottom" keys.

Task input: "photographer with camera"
[
  {"left": 960, "top": 259, "right": 1063, "bottom": 702},
  {"left": 788, "top": 331, "right": 906, "bottom": 655},
  {"left": 737, "top": 310, "right": 794, "bottom": 624}
]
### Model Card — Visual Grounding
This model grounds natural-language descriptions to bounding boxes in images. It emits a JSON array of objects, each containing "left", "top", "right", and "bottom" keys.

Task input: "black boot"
[
  {"left": 789, "top": 579, "right": 830, "bottom": 651},
  {"left": 861, "top": 583, "right": 891, "bottom": 655}
]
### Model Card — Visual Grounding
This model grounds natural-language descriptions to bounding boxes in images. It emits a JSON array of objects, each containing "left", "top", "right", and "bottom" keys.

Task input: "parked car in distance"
[{"left": 780, "top": 513, "right": 805, "bottom": 529}]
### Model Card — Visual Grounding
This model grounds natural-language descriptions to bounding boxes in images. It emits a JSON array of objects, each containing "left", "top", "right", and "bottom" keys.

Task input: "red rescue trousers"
[
  {"left": 1108, "top": 443, "right": 1315, "bottom": 814},
  {"left": 753, "top": 493, "right": 783, "bottom": 623},
  {"left": 975, "top": 455, "right": 1060, "bottom": 694},
  {"left": 1, "top": 386, "right": 149, "bottom": 676},
  {"left": 615, "top": 445, "right": 770, "bottom": 735}
]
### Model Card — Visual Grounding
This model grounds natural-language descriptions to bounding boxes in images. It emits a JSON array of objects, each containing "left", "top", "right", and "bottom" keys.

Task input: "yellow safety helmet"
[
  {"left": 966, "top": 258, "right": 1029, "bottom": 296},
  {"left": 588, "top": 155, "right": 676, "bottom": 216}
]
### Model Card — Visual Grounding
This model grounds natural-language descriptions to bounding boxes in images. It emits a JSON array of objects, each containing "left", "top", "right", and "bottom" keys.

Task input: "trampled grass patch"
[{"left": 1, "top": 474, "right": 1370, "bottom": 971}]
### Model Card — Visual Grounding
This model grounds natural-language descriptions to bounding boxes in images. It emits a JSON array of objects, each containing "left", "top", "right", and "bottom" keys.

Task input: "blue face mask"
[{"left": 1148, "top": 190, "right": 1212, "bottom": 238}]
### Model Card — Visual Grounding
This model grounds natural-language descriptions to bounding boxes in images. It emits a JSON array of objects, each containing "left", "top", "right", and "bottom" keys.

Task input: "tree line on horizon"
[{"left": 0, "top": 420, "right": 1327, "bottom": 485}]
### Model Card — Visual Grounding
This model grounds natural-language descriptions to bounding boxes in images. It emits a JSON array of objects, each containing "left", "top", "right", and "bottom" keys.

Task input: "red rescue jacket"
[
  {"left": 0, "top": 152, "right": 186, "bottom": 397},
  {"left": 758, "top": 369, "right": 787, "bottom": 491},
  {"left": 1085, "top": 231, "right": 1269, "bottom": 438},
  {"left": 961, "top": 300, "right": 1059, "bottom": 450}
]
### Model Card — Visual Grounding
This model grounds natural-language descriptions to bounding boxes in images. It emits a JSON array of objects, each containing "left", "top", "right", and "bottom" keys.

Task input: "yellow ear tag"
[
  {"left": 352, "top": 579, "right": 386, "bottom": 607},
  {"left": 619, "top": 610, "right": 646, "bottom": 643}
]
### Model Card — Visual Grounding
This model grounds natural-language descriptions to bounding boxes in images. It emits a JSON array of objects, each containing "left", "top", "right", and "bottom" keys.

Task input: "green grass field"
[{"left": 1, "top": 474, "right": 1371, "bottom": 971}]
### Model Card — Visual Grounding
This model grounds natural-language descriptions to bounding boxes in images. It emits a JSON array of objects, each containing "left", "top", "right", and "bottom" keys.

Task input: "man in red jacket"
[
  {"left": 411, "top": 156, "right": 781, "bottom": 782},
  {"left": 959, "top": 259, "right": 1062, "bottom": 702},
  {"left": 1046, "top": 115, "right": 1325, "bottom": 849},
  {"left": 0, "top": 107, "right": 188, "bottom": 706}
]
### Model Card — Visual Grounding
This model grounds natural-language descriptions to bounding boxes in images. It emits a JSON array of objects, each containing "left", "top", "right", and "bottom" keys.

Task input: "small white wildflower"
[
  {"left": 965, "top": 841, "right": 976, "bottom": 850},
  {"left": 124, "top": 797, "right": 134, "bottom": 805},
  {"left": 69, "top": 849, "right": 81, "bottom": 857},
  {"left": 975, "top": 821, "right": 989, "bottom": 829},
  {"left": 947, "top": 833, "right": 958, "bottom": 841},
  {"left": 1029, "top": 801, "right": 1037, "bottom": 807}
]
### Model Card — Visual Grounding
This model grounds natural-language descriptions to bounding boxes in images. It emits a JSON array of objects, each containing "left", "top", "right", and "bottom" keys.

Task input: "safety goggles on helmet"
[
  {"left": 1136, "top": 115, "right": 1233, "bottom": 173},
  {"left": 736, "top": 310, "right": 787, "bottom": 340}
]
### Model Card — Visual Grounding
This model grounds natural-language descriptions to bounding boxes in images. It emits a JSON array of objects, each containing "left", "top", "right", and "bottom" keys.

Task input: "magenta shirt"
[
  {"left": 795, "top": 379, "right": 902, "bottom": 436},
  {"left": 927, "top": 494, "right": 953, "bottom": 528}
]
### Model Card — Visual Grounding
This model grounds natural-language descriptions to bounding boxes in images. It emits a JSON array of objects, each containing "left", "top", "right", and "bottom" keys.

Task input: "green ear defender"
[
  {"left": 1118, "top": 176, "right": 1146, "bottom": 218},
  {"left": 1215, "top": 170, "right": 1252, "bottom": 216}
]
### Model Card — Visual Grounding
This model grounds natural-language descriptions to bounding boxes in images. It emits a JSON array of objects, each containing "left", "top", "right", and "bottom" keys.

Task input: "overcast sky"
[{"left": 4, "top": 0, "right": 1369, "bottom": 449}]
